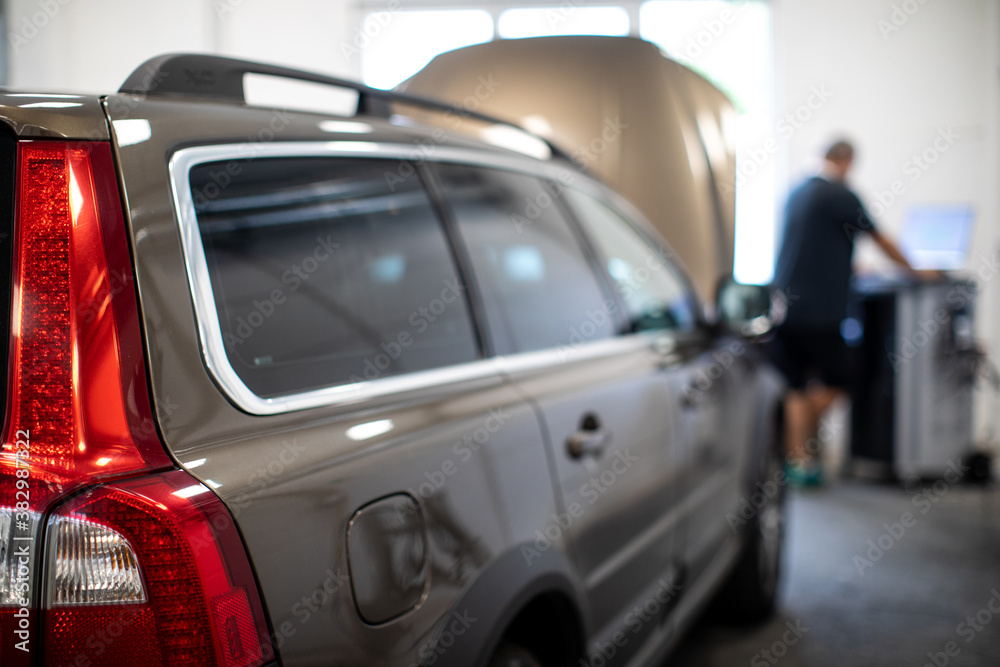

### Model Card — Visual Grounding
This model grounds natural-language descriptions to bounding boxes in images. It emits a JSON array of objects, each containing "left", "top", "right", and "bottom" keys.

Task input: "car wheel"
[
  {"left": 487, "top": 641, "right": 545, "bottom": 667},
  {"left": 717, "top": 442, "right": 785, "bottom": 623}
]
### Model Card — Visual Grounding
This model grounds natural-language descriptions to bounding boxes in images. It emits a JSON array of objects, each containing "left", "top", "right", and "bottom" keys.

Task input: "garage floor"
[{"left": 669, "top": 478, "right": 1000, "bottom": 667}]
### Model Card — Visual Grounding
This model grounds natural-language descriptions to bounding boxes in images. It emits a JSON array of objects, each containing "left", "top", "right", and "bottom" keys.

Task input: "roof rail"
[{"left": 119, "top": 53, "right": 572, "bottom": 162}]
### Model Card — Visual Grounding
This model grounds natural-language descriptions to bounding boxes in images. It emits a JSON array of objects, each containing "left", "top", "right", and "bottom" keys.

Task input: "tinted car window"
[
  {"left": 190, "top": 158, "right": 478, "bottom": 398},
  {"left": 563, "top": 189, "right": 698, "bottom": 333},
  {"left": 434, "top": 165, "right": 615, "bottom": 354}
]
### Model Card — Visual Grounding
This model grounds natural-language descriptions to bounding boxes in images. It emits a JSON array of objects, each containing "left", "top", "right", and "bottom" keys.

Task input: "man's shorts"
[{"left": 768, "top": 325, "right": 854, "bottom": 390}]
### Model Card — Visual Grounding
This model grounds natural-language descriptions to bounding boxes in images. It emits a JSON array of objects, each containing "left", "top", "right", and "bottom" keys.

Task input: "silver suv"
[{"left": 0, "top": 54, "right": 785, "bottom": 667}]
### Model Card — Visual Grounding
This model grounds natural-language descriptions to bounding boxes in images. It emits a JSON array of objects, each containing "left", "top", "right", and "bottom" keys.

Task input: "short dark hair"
[{"left": 825, "top": 139, "right": 854, "bottom": 163}]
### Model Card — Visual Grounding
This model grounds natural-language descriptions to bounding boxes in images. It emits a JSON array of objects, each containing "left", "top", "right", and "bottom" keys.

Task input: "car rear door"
[{"left": 429, "top": 162, "right": 687, "bottom": 665}]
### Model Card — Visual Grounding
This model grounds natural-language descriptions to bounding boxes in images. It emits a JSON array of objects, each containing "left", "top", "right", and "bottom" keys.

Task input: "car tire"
[
  {"left": 716, "top": 441, "right": 785, "bottom": 623},
  {"left": 487, "top": 641, "right": 545, "bottom": 667}
]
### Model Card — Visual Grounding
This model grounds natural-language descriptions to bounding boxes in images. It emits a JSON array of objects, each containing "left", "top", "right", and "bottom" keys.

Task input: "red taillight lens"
[
  {"left": 0, "top": 142, "right": 273, "bottom": 666},
  {"left": 7, "top": 141, "right": 171, "bottom": 486},
  {"left": 45, "top": 470, "right": 272, "bottom": 667}
]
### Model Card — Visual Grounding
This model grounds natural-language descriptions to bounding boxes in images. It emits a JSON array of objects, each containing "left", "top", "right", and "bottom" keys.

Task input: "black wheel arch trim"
[{"left": 417, "top": 544, "right": 586, "bottom": 667}]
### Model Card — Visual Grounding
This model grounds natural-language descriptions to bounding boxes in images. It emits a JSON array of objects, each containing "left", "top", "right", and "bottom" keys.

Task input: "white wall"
[
  {"left": 773, "top": 0, "right": 1000, "bottom": 446},
  {"left": 5, "top": 0, "right": 362, "bottom": 91}
]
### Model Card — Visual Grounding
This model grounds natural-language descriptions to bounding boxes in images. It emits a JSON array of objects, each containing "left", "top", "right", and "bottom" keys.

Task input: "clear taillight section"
[
  {"left": 0, "top": 510, "right": 9, "bottom": 601},
  {"left": 0, "top": 508, "right": 40, "bottom": 606},
  {"left": 48, "top": 515, "right": 147, "bottom": 605},
  {"left": 0, "top": 140, "right": 274, "bottom": 666}
]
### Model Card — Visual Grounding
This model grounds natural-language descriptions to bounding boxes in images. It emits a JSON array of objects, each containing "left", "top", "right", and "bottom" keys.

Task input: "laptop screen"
[{"left": 898, "top": 204, "right": 975, "bottom": 271}]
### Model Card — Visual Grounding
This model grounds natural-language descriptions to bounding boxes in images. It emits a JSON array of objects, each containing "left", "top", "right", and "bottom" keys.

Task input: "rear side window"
[
  {"left": 433, "top": 164, "right": 615, "bottom": 354},
  {"left": 190, "top": 157, "right": 479, "bottom": 398},
  {"left": 563, "top": 189, "right": 698, "bottom": 333}
]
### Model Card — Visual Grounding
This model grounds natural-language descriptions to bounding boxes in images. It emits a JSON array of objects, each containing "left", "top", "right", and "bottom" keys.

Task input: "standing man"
[{"left": 771, "top": 139, "right": 923, "bottom": 485}]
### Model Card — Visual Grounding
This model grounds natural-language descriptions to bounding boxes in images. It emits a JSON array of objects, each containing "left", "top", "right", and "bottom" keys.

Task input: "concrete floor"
[{"left": 668, "top": 479, "right": 1000, "bottom": 667}]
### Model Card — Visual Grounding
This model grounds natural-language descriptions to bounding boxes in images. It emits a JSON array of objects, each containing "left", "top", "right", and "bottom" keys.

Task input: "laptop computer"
[{"left": 898, "top": 204, "right": 975, "bottom": 271}]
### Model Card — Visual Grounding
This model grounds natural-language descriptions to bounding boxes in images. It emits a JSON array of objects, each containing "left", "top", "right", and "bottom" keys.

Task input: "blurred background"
[{"left": 6, "top": 2, "right": 998, "bottom": 663}]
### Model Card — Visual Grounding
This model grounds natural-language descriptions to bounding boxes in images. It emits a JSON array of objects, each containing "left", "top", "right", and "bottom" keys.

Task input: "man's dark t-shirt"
[{"left": 772, "top": 176, "right": 876, "bottom": 330}]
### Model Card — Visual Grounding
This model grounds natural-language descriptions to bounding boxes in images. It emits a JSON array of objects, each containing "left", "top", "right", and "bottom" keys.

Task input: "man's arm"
[
  {"left": 870, "top": 230, "right": 943, "bottom": 279},
  {"left": 870, "top": 229, "right": 912, "bottom": 268}
]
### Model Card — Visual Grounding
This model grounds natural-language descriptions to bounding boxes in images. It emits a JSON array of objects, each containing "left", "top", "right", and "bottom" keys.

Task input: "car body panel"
[
  {"left": 663, "top": 334, "right": 748, "bottom": 584},
  {"left": 0, "top": 92, "right": 109, "bottom": 139},
  {"left": 497, "top": 336, "right": 685, "bottom": 665},
  {"left": 93, "top": 87, "right": 784, "bottom": 666},
  {"left": 102, "top": 96, "right": 578, "bottom": 665}
]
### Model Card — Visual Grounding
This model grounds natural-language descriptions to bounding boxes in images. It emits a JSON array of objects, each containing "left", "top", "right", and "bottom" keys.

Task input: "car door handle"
[{"left": 566, "top": 430, "right": 609, "bottom": 459}]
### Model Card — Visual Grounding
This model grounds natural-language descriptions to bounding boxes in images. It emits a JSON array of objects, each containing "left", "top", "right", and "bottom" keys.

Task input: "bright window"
[
  {"left": 498, "top": 6, "right": 630, "bottom": 39},
  {"left": 641, "top": 1, "right": 775, "bottom": 285},
  {"left": 361, "top": 10, "right": 494, "bottom": 90}
]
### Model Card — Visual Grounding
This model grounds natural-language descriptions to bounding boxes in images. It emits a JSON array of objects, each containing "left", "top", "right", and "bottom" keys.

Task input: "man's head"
[{"left": 823, "top": 139, "right": 855, "bottom": 182}]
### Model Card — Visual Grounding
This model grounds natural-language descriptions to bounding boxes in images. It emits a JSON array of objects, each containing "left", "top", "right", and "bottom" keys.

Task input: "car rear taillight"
[
  {"left": 0, "top": 141, "right": 273, "bottom": 666},
  {"left": 45, "top": 471, "right": 271, "bottom": 666}
]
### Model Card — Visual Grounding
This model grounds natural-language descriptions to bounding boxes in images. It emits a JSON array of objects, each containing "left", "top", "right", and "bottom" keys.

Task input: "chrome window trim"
[{"left": 168, "top": 141, "right": 651, "bottom": 415}]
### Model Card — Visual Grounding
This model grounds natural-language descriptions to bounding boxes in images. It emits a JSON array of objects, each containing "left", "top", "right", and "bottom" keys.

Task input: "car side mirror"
[{"left": 716, "top": 278, "right": 775, "bottom": 337}]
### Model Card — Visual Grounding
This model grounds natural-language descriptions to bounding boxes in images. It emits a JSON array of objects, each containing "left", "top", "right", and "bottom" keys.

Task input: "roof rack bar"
[{"left": 119, "top": 53, "right": 571, "bottom": 162}]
